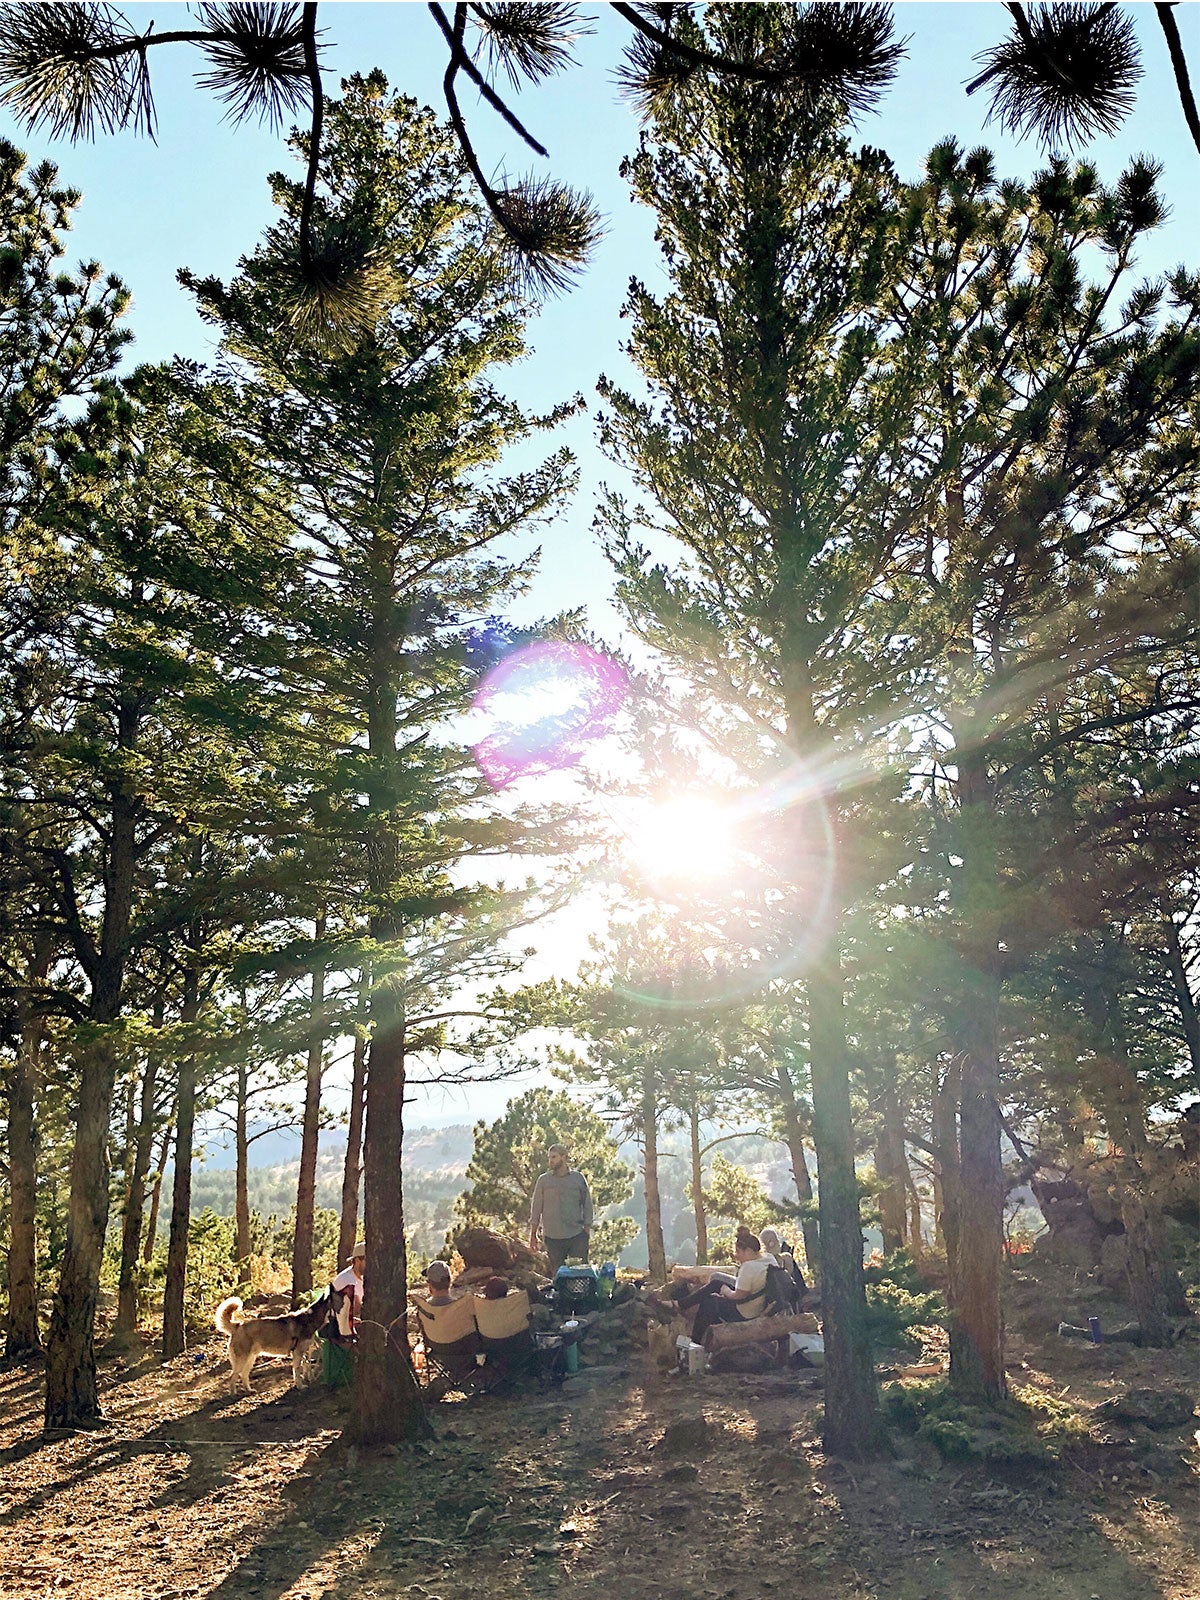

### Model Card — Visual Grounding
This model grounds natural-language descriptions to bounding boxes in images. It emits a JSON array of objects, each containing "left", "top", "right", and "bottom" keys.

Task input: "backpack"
[{"left": 763, "top": 1262, "right": 801, "bottom": 1318}]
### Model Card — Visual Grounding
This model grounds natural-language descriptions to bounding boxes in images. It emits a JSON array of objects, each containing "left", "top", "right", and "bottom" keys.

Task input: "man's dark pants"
[{"left": 545, "top": 1232, "right": 589, "bottom": 1273}]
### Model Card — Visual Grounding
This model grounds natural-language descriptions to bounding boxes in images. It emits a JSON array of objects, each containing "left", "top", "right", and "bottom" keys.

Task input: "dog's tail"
[{"left": 215, "top": 1296, "right": 243, "bottom": 1336}]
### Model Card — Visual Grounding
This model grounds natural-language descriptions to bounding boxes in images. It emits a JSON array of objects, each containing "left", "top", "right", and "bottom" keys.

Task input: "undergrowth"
[
  {"left": 883, "top": 1376, "right": 1091, "bottom": 1463},
  {"left": 864, "top": 1250, "right": 946, "bottom": 1353}
]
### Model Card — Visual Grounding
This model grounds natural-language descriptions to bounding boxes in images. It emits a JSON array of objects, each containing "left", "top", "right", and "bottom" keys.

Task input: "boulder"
[
  {"left": 1093, "top": 1388, "right": 1196, "bottom": 1431},
  {"left": 456, "top": 1229, "right": 516, "bottom": 1271}
]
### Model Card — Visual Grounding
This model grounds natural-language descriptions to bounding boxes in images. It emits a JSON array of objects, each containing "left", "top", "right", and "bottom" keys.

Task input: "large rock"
[
  {"left": 1093, "top": 1388, "right": 1196, "bottom": 1431},
  {"left": 456, "top": 1228, "right": 516, "bottom": 1270}
]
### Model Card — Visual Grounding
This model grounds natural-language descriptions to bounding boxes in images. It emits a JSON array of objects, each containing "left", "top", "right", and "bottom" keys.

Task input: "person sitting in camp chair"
[
  {"left": 473, "top": 1277, "right": 535, "bottom": 1384},
  {"left": 413, "top": 1262, "right": 482, "bottom": 1399}
]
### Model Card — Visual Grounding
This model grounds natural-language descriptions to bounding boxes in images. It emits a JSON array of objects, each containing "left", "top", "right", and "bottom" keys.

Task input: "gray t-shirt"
[{"left": 530, "top": 1169, "right": 593, "bottom": 1240}]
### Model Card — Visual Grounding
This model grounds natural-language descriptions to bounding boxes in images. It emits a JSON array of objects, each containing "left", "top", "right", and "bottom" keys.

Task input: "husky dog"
[{"left": 215, "top": 1285, "right": 346, "bottom": 1393}]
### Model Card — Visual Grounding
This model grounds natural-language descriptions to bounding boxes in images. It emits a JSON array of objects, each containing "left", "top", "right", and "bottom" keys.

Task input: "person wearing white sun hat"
[{"left": 331, "top": 1240, "right": 366, "bottom": 1335}]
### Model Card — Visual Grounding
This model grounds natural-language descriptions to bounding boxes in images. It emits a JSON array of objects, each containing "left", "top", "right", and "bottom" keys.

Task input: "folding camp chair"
[
  {"left": 413, "top": 1292, "right": 483, "bottom": 1400},
  {"left": 473, "top": 1287, "right": 536, "bottom": 1388}
]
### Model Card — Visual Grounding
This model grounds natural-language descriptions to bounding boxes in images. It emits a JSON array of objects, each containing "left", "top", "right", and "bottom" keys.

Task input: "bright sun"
[{"left": 624, "top": 795, "right": 738, "bottom": 884}]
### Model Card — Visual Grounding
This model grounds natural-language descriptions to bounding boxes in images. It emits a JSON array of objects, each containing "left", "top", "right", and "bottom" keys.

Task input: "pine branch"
[
  {"left": 613, "top": 0, "right": 904, "bottom": 118},
  {"left": 435, "top": 1, "right": 600, "bottom": 296},
  {"left": 966, "top": 2, "right": 1142, "bottom": 148},
  {"left": 1155, "top": 1, "right": 1200, "bottom": 158}
]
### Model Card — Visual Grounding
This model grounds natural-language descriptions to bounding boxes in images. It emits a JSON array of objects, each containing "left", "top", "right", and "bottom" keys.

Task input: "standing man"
[
  {"left": 529, "top": 1143, "right": 593, "bottom": 1272},
  {"left": 331, "top": 1240, "right": 365, "bottom": 1336}
]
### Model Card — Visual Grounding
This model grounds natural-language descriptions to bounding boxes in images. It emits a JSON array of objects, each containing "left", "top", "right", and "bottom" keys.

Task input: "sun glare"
[{"left": 625, "top": 795, "right": 738, "bottom": 884}]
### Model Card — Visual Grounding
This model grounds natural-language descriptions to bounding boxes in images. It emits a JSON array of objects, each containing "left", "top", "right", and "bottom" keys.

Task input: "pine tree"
[
  {"left": 597, "top": 4, "right": 918, "bottom": 1456},
  {"left": 176, "top": 76, "right": 582, "bottom": 1442}
]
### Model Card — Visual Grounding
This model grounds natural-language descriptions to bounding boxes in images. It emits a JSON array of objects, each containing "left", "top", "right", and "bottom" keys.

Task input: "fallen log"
[
  {"left": 671, "top": 1264, "right": 736, "bottom": 1286},
  {"left": 705, "top": 1312, "right": 819, "bottom": 1352}
]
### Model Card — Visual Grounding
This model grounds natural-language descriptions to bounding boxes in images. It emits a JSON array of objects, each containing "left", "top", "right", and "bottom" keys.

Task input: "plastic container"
[
  {"left": 788, "top": 1332, "right": 825, "bottom": 1367},
  {"left": 687, "top": 1341, "right": 707, "bottom": 1376},
  {"left": 554, "top": 1263, "right": 600, "bottom": 1313}
]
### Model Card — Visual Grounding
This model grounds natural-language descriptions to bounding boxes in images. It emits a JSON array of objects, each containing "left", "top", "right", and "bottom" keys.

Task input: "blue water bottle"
[{"left": 599, "top": 1262, "right": 617, "bottom": 1302}]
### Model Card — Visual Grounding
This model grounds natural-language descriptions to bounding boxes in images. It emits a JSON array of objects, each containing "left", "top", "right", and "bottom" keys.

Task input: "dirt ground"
[{"left": 2, "top": 1287, "right": 1197, "bottom": 1600}]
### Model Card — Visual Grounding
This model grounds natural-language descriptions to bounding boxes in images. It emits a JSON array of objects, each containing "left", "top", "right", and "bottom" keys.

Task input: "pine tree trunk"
[
  {"left": 5, "top": 962, "right": 45, "bottom": 1359},
  {"left": 350, "top": 1011, "right": 430, "bottom": 1444},
  {"left": 906, "top": 1168, "right": 924, "bottom": 1260},
  {"left": 337, "top": 989, "right": 368, "bottom": 1267},
  {"left": 874, "top": 1067, "right": 909, "bottom": 1257},
  {"left": 808, "top": 946, "right": 883, "bottom": 1457},
  {"left": 688, "top": 1098, "right": 707, "bottom": 1266},
  {"left": 1163, "top": 915, "right": 1200, "bottom": 1092},
  {"left": 292, "top": 920, "right": 327, "bottom": 1306},
  {"left": 949, "top": 1000, "right": 1007, "bottom": 1403},
  {"left": 44, "top": 764, "right": 137, "bottom": 1429},
  {"left": 44, "top": 1028, "right": 122, "bottom": 1428},
  {"left": 643, "top": 1064, "right": 667, "bottom": 1284},
  {"left": 1095, "top": 1030, "right": 1181, "bottom": 1345},
  {"left": 776, "top": 1061, "right": 820, "bottom": 1280},
  {"left": 143, "top": 1111, "right": 174, "bottom": 1266},
  {"left": 162, "top": 965, "right": 200, "bottom": 1360},
  {"left": 235, "top": 1060, "right": 251, "bottom": 1268},
  {"left": 112, "top": 1051, "right": 160, "bottom": 1341},
  {"left": 348, "top": 564, "right": 430, "bottom": 1446}
]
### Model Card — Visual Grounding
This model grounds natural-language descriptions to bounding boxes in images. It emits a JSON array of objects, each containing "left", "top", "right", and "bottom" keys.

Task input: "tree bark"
[
  {"left": 945, "top": 737, "right": 1007, "bottom": 1404},
  {"left": 44, "top": 1030, "right": 122, "bottom": 1427},
  {"left": 4, "top": 945, "right": 48, "bottom": 1360},
  {"left": 348, "top": 546, "right": 431, "bottom": 1446},
  {"left": 143, "top": 1109, "right": 175, "bottom": 1266},
  {"left": 808, "top": 944, "right": 884, "bottom": 1457},
  {"left": 873, "top": 1065, "right": 909, "bottom": 1257},
  {"left": 949, "top": 998, "right": 1007, "bottom": 1403},
  {"left": 162, "top": 961, "right": 201, "bottom": 1360},
  {"left": 1163, "top": 914, "right": 1200, "bottom": 1092},
  {"left": 292, "top": 918, "right": 327, "bottom": 1306},
  {"left": 337, "top": 979, "right": 369, "bottom": 1268},
  {"left": 112, "top": 1048, "right": 160, "bottom": 1341},
  {"left": 235, "top": 1059, "right": 251, "bottom": 1269},
  {"left": 776, "top": 1060, "right": 820, "bottom": 1280},
  {"left": 643, "top": 1062, "right": 667, "bottom": 1284},
  {"left": 44, "top": 744, "right": 138, "bottom": 1430},
  {"left": 350, "top": 1011, "right": 430, "bottom": 1444},
  {"left": 688, "top": 1096, "right": 707, "bottom": 1266}
]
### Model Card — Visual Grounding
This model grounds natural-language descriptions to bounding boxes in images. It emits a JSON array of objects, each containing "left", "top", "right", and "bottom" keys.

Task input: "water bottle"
[{"left": 598, "top": 1262, "right": 616, "bottom": 1302}]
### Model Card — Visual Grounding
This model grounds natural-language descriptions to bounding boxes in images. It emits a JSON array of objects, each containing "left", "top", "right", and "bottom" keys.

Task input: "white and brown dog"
[{"left": 215, "top": 1285, "right": 346, "bottom": 1393}]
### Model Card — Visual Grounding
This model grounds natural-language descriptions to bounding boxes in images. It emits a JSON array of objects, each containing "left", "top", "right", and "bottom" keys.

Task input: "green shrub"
[
  {"left": 883, "top": 1375, "right": 1089, "bottom": 1463},
  {"left": 863, "top": 1250, "right": 946, "bottom": 1352}
]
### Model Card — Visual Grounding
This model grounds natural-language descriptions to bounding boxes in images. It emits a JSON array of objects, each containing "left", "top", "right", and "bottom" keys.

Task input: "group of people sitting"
[
  {"left": 672, "top": 1226, "right": 808, "bottom": 1345},
  {"left": 412, "top": 1260, "right": 535, "bottom": 1393}
]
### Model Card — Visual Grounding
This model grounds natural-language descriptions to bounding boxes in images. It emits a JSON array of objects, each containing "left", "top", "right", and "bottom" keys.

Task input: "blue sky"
[
  {"left": 4, "top": 2, "right": 1197, "bottom": 632},
  {"left": 5, "top": 2, "right": 1197, "bottom": 1132}
]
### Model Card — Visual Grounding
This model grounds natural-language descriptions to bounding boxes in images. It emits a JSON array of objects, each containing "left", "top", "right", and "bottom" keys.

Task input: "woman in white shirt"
[{"left": 683, "top": 1227, "right": 772, "bottom": 1345}]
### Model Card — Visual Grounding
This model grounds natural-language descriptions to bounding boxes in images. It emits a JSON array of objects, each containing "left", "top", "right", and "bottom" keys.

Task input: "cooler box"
[{"left": 553, "top": 1264, "right": 599, "bottom": 1313}]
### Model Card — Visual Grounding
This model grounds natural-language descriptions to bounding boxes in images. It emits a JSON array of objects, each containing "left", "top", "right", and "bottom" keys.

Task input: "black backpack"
[{"left": 763, "top": 1261, "right": 801, "bottom": 1317}]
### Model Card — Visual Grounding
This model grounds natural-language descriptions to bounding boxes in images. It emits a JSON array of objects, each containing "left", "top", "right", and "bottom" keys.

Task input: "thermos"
[{"left": 1088, "top": 1317, "right": 1102, "bottom": 1344}]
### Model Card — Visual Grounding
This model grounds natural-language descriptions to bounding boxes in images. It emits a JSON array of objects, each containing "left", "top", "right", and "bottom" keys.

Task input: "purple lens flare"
[{"left": 472, "top": 641, "right": 628, "bottom": 789}]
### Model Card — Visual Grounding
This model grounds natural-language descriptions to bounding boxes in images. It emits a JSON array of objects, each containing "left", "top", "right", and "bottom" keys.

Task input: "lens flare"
[
  {"left": 613, "top": 760, "right": 843, "bottom": 1011},
  {"left": 472, "top": 641, "right": 627, "bottom": 789},
  {"left": 625, "top": 795, "right": 738, "bottom": 885}
]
